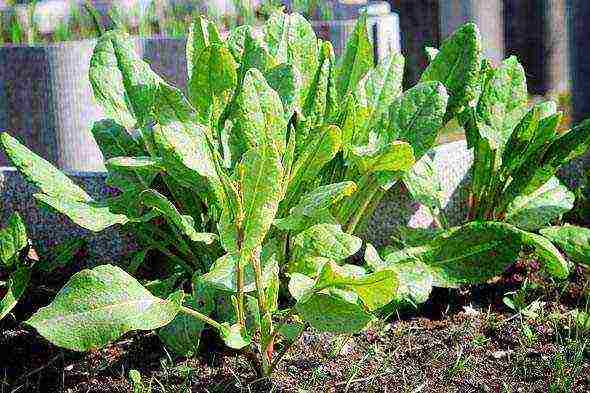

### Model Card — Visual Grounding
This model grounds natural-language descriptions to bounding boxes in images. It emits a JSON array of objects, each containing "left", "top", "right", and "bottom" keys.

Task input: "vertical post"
[
  {"left": 388, "top": 0, "right": 440, "bottom": 86},
  {"left": 439, "top": 0, "right": 504, "bottom": 65},
  {"left": 571, "top": 0, "right": 590, "bottom": 124},
  {"left": 544, "top": 0, "right": 570, "bottom": 96}
]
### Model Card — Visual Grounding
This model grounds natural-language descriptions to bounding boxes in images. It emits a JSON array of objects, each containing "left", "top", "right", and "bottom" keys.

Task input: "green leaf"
[
  {"left": 188, "top": 43, "right": 238, "bottom": 122},
  {"left": 420, "top": 23, "right": 482, "bottom": 120},
  {"left": 90, "top": 30, "right": 162, "bottom": 129},
  {"left": 26, "top": 265, "right": 181, "bottom": 351},
  {"left": 385, "top": 222, "right": 526, "bottom": 287},
  {"left": 289, "top": 181, "right": 357, "bottom": 217},
  {"left": 105, "top": 156, "right": 163, "bottom": 193},
  {"left": 520, "top": 231, "right": 569, "bottom": 279},
  {"left": 0, "top": 213, "right": 28, "bottom": 266},
  {"left": 336, "top": 12, "right": 373, "bottom": 99},
  {"left": 91, "top": 119, "right": 144, "bottom": 160},
  {"left": 239, "top": 145, "right": 284, "bottom": 255},
  {"left": 316, "top": 261, "right": 398, "bottom": 311},
  {"left": 0, "top": 264, "right": 31, "bottom": 320},
  {"left": 1, "top": 133, "right": 92, "bottom": 203},
  {"left": 220, "top": 323, "right": 251, "bottom": 349},
  {"left": 228, "top": 68, "right": 287, "bottom": 159},
  {"left": 357, "top": 53, "right": 405, "bottom": 129},
  {"left": 289, "top": 125, "right": 342, "bottom": 188},
  {"left": 265, "top": 63, "right": 301, "bottom": 120},
  {"left": 36, "top": 238, "right": 86, "bottom": 273},
  {"left": 387, "top": 82, "right": 449, "bottom": 160},
  {"left": 351, "top": 139, "right": 415, "bottom": 174},
  {"left": 540, "top": 225, "right": 590, "bottom": 266},
  {"left": 302, "top": 41, "right": 338, "bottom": 130},
  {"left": 402, "top": 155, "right": 444, "bottom": 213},
  {"left": 387, "top": 260, "right": 433, "bottom": 305},
  {"left": 35, "top": 194, "right": 129, "bottom": 232},
  {"left": 476, "top": 56, "right": 528, "bottom": 148},
  {"left": 238, "top": 27, "right": 277, "bottom": 80},
  {"left": 139, "top": 189, "right": 216, "bottom": 244},
  {"left": 264, "top": 11, "right": 318, "bottom": 95},
  {"left": 296, "top": 293, "right": 373, "bottom": 334},
  {"left": 505, "top": 176, "right": 575, "bottom": 231},
  {"left": 186, "top": 16, "right": 222, "bottom": 78},
  {"left": 288, "top": 273, "right": 315, "bottom": 301},
  {"left": 202, "top": 253, "right": 279, "bottom": 293},
  {"left": 292, "top": 224, "right": 362, "bottom": 264}
]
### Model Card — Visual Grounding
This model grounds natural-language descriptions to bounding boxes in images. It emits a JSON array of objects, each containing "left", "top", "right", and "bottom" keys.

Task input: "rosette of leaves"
[
  {"left": 1, "top": 11, "right": 452, "bottom": 376},
  {"left": 368, "top": 27, "right": 590, "bottom": 308}
]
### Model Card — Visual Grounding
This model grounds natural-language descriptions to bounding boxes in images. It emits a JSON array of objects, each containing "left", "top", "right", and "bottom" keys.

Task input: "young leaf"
[
  {"left": 540, "top": 225, "right": 590, "bottom": 266},
  {"left": 26, "top": 265, "right": 181, "bottom": 351},
  {"left": 288, "top": 273, "right": 315, "bottom": 301},
  {"left": 302, "top": 41, "right": 338, "bottom": 130},
  {"left": 420, "top": 23, "right": 482, "bottom": 120},
  {"left": 91, "top": 119, "right": 144, "bottom": 160},
  {"left": 0, "top": 213, "right": 28, "bottom": 266},
  {"left": 335, "top": 12, "right": 373, "bottom": 99},
  {"left": 387, "top": 260, "right": 433, "bottom": 305},
  {"left": 351, "top": 140, "right": 415, "bottom": 174},
  {"left": 402, "top": 155, "right": 445, "bottom": 214},
  {"left": 220, "top": 323, "right": 251, "bottom": 349},
  {"left": 202, "top": 253, "right": 278, "bottom": 293},
  {"left": 289, "top": 181, "right": 357, "bottom": 218},
  {"left": 505, "top": 176, "right": 575, "bottom": 231},
  {"left": 476, "top": 56, "right": 528, "bottom": 147},
  {"left": 290, "top": 224, "right": 362, "bottom": 274},
  {"left": 265, "top": 63, "right": 301, "bottom": 120}
]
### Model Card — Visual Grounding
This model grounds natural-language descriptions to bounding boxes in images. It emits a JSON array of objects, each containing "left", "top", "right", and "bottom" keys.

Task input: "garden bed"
[{"left": 2, "top": 262, "right": 589, "bottom": 392}]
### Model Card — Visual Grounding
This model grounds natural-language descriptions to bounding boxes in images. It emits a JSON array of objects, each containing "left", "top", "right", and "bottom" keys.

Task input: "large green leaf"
[
  {"left": 239, "top": 145, "right": 284, "bottom": 255},
  {"left": 302, "top": 41, "right": 338, "bottom": 130},
  {"left": 265, "top": 63, "right": 301, "bottom": 120},
  {"left": 105, "top": 156, "right": 163, "bottom": 193},
  {"left": 1, "top": 133, "right": 92, "bottom": 203},
  {"left": 237, "top": 27, "right": 277, "bottom": 81},
  {"left": 420, "top": 23, "right": 481, "bottom": 120},
  {"left": 540, "top": 225, "right": 590, "bottom": 266},
  {"left": 316, "top": 261, "right": 398, "bottom": 311},
  {"left": 385, "top": 222, "right": 526, "bottom": 287},
  {"left": 351, "top": 139, "right": 415, "bottom": 174},
  {"left": 228, "top": 68, "right": 287, "bottom": 159},
  {"left": 264, "top": 11, "right": 318, "bottom": 95},
  {"left": 90, "top": 30, "right": 162, "bottom": 129},
  {"left": 387, "top": 260, "right": 433, "bottom": 305},
  {"left": 335, "top": 12, "right": 373, "bottom": 99},
  {"left": 34, "top": 194, "right": 129, "bottom": 232},
  {"left": 26, "top": 265, "right": 181, "bottom": 351},
  {"left": 289, "top": 181, "right": 357, "bottom": 217},
  {"left": 505, "top": 176, "right": 574, "bottom": 231},
  {"left": 0, "top": 264, "right": 31, "bottom": 320},
  {"left": 296, "top": 293, "right": 373, "bottom": 334},
  {"left": 387, "top": 82, "right": 449, "bottom": 160},
  {"left": 188, "top": 43, "right": 238, "bottom": 122}
]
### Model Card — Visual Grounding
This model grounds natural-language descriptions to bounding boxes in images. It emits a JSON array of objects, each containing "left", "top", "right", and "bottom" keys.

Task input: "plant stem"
[
  {"left": 236, "top": 253, "right": 246, "bottom": 327},
  {"left": 179, "top": 305, "right": 223, "bottom": 331},
  {"left": 251, "top": 251, "right": 273, "bottom": 376}
]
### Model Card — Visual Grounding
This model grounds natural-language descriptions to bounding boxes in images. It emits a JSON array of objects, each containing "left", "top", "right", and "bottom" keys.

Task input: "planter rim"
[
  {"left": 309, "top": 10, "right": 399, "bottom": 25},
  {"left": 0, "top": 34, "right": 186, "bottom": 49}
]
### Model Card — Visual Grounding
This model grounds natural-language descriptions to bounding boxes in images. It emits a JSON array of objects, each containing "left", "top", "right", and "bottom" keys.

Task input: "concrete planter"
[
  {"left": 1, "top": 140, "right": 586, "bottom": 262},
  {"left": 0, "top": 36, "right": 187, "bottom": 172}
]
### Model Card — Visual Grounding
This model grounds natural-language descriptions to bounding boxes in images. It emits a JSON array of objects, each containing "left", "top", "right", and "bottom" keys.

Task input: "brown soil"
[{"left": 2, "top": 262, "right": 589, "bottom": 393}]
